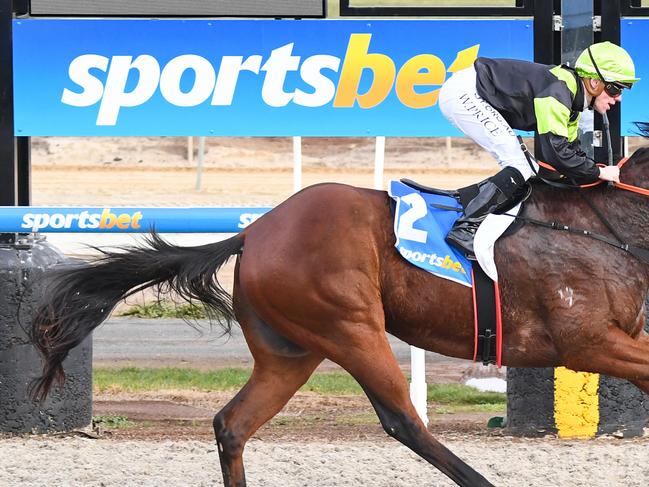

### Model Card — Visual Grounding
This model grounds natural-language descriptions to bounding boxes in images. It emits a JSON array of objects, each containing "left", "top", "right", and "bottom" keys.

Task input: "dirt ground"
[
  {"left": 30, "top": 136, "right": 501, "bottom": 208},
  {"left": 91, "top": 391, "right": 499, "bottom": 442},
  {"left": 30, "top": 136, "right": 647, "bottom": 208}
]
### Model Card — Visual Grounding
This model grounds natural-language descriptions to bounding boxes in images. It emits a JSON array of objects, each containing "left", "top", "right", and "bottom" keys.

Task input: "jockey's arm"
[
  {"left": 535, "top": 96, "right": 601, "bottom": 184},
  {"left": 537, "top": 133, "right": 602, "bottom": 184}
]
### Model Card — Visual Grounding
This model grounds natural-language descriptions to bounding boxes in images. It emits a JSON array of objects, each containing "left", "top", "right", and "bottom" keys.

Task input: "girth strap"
[{"left": 471, "top": 265, "right": 502, "bottom": 366}]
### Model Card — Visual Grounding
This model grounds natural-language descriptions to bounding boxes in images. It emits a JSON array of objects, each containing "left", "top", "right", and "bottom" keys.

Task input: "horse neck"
[
  {"left": 612, "top": 153, "right": 649, "bottom": 249},
  {"left": 597, "top": 186, "right": 649, "bottom": 249}
]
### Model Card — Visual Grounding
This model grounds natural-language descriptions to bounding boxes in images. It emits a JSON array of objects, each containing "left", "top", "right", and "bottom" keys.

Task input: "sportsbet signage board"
[{"left": 13, "top": 19, "right": 533, "bottom": 136}]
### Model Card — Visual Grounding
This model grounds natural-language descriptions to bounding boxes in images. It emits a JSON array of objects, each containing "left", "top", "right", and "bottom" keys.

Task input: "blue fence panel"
[
  {"left": 621, "top": 18, "right": 649, "bottom": 136},
  {"left": 13, "top": 18, "right": 533, "bottom": 136},
  {"left": 0, "top": 207, "right": 271, "bottom": 233}
]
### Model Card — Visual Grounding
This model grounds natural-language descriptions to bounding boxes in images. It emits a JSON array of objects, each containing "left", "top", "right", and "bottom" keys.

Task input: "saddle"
[
  {"left": 400, "top": 178, "right": 459, "bottom": 199},
  {"left": 400, "top": 178, "right": 530, "bottom": 238}
]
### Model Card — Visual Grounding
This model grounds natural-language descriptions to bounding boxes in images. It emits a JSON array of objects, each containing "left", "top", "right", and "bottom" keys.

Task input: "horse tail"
[{"left": 30, "top": 232, "right": 244, "bottom": 401}]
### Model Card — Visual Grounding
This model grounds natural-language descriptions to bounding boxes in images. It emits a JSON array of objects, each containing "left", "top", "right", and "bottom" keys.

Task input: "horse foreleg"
[
  {"left": 560, "top": 326, "right": 649, "bottom": 382},
  {"left": 328, "top": 331, "right": 494, "bottom": 487},
  {"left": 213, "top": 352, "right": 322, "bottom": 487}
]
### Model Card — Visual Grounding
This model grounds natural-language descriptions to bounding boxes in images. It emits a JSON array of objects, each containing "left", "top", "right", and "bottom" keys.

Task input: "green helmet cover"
[{"left": 575, "top": 41, "right": 640, "bottom": 84}]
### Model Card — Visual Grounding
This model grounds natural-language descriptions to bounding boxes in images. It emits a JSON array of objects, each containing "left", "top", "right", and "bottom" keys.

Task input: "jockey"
[{"left": 438, "top": 41, "right": 639, "bottom": 256}]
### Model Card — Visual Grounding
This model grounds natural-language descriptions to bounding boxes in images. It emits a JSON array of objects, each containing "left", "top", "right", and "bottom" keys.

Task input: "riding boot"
[{"left": 446, "top": 166, "right": 526, "bottom": 256}]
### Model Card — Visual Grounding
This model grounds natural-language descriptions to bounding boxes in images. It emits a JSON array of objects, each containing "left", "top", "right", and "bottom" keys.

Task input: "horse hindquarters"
[{"left": 234, "top": 184, "right": 494, "bottom": 487}]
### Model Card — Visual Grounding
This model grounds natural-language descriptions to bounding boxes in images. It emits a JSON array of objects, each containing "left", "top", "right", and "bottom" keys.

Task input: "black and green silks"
[{"left": 474, "top": 57, "right": 601, "bottom": 184}]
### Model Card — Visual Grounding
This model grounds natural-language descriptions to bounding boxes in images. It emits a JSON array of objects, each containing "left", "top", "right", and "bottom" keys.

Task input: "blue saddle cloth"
[{"left": 388, "top": 180, "right": 473, "bottom": 287}]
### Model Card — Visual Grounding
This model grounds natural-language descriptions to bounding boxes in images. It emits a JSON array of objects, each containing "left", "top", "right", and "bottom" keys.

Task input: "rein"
[
  {"left": 538, "top": 156, "right": 649, "bottom": 196},
  {"left": 514, "top": 155, "right": 649, "bottom": 265}
]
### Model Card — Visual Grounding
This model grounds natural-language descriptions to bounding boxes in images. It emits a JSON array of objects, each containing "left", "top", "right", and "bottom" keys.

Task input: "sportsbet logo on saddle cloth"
[
  {"left": 389, "top": 180, "right": 473, "bottom": 287},
  {"left": 389, "top": 180, "right": 521, "bottom": 286}
]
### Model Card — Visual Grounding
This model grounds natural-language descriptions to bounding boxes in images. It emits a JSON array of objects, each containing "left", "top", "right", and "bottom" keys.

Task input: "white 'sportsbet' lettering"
[
  {"left": 62, "top": 44, "right": 342, "bottom": 125},
  {"left": 238, "top": 212, "right": 264, "bottom": 229},
  {"left": 59, "top": 35, "right": 476, "bottom": 126},
  {"left": 21, "top": 210, "right": 143, "bottom": 232}
]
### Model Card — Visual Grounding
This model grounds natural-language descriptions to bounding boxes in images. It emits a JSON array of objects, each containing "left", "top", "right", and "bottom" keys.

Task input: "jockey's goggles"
[
  {"left": 602, "top": 80, "right": 632, "bottom": 97},
  {"left": 588, "top": 47, "right": 632, "bottom": 97}
]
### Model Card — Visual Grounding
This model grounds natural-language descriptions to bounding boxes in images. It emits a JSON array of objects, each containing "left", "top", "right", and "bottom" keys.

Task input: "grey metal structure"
[
  {"left": 0, "top": 241, "right": 92, "bottom": 434},
  {"left": 340, "top": 0, "right": 532, "bottom": 17},
  {"left": 29, "top": 0, "right": 326, "bottom": 17}
]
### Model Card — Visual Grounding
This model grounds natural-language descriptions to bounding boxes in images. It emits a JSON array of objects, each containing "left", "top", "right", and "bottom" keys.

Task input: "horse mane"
[{"left": 635, "top": 121, "right": 649, "bottom": 139}]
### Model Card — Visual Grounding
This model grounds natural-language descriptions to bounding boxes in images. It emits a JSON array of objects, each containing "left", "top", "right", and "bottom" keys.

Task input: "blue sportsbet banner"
[
  {"left": 0, "top": 207, "right": 271, "bottom": 233},
  {"left": 621, "top": 19, "right": 649, "bottom": 136},
  {"left": 12, "top": 19, "right": 533, "bottom": 136}
]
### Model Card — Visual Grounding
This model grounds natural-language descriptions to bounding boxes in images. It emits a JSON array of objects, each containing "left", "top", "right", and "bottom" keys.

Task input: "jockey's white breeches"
[{"left": 438, "top": 65, "right": 538, "bottom": 180}]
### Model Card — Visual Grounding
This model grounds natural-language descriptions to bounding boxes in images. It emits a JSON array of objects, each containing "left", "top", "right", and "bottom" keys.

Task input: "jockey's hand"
[{"left": 598, "top": 165, "right": 620, "bottom": 183}]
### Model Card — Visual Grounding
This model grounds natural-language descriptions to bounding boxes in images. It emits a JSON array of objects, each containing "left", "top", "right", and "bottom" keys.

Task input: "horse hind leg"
[
  {"left": 213, "top": 354, "right": 321, "bottom": 487},
  {"left": 259, "top": 292, "right": 495, "bottom": 486},
  {"left": 327, "top": 330, "right": 494, "bottom": 487},
  {"left": 214, "top": 282, "right": 323, "bottom": 487}
]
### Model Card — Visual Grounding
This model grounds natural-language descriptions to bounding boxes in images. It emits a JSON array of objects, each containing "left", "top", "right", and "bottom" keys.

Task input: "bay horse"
[{"left": 31, "top": 124, "right": 649, "bottom": 487}]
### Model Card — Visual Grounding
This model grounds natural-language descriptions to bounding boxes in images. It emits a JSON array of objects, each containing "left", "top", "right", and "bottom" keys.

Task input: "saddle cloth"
[{"left": 388, "top": 180, "right": 521, "bottom": 284}]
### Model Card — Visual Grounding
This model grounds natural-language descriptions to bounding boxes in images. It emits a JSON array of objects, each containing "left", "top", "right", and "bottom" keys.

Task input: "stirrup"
[{"left": 446, "top": 229, "right": 478, "bottom": 258}]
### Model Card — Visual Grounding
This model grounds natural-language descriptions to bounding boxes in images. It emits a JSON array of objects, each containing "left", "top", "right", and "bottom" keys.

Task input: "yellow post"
[{"left": 554, "top": 367, "right": 599, "bottom": 438}]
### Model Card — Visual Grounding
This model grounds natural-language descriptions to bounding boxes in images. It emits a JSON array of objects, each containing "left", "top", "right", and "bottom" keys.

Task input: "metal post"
[
  {"left": 195, "top": 136, "right": 205, "bottom": 190},
  {"left": 293, "top": 136, "right": 302, "bottom": 193},
  {"left": 373, "top": 136, "right": 385, "bottom": 190},
  {"left": 596, "top": 0, "right": 622, "bottom": 161},
  {"left": 410, "top": 346, "right": 429, "bottom": 426},
  {"left": 372, "top": 132, "right": 428, "bottom": 425},
  {"left": 187, "top": 136, "right": 193, "bottom": 163},
  {"left": 14, "top": 0, "right": 29, "bottom": 209},
  {"left": 508, "top": 0, "right": 562, "bottom": 437},
  {"left": 534, "top": 0, "right": 560, "bottom": 65},
  {"left": 0, "top": 0, "right": 17, "bottom": 244},
  {"left": 372, "top": 135, "right": 428, "bottom": 422},
  {"left": 562, "top": 0, "right": 595, "bottom": 158},
  {"left": 533, "top": 0, "right": 561, "bottom": 161},
  {"left": 17, "top": 135, "right": 30, "bottom": 206}
]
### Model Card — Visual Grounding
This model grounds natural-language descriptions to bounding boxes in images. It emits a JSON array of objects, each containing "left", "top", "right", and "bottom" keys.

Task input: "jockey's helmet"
[{"left": 575, "top": 41, "right": 639, "bottom": 92}]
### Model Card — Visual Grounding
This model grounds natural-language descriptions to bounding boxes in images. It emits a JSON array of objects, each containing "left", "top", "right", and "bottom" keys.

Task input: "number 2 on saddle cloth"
[{"left": 389, "top": 179, "right": 474, "bottom": 286}]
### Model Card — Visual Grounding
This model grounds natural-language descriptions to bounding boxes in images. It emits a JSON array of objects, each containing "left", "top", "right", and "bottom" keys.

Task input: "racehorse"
[{"left": 31, "top": 123, "right": 649, "bottom": 487}]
